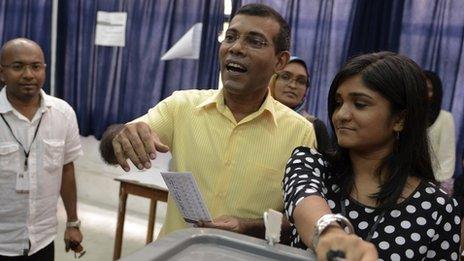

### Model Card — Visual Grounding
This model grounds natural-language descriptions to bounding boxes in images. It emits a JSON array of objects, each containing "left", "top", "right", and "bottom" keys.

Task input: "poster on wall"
[
  {"left": 95, "top": 11, "right": 127, "bottom": 47},
  {"left": 161, "top": 23, "right": 203, "bottom": 60}
]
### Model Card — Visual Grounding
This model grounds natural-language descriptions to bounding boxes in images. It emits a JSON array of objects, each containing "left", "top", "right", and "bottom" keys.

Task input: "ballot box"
[{"left": 119, "top": 228, "right": 315, "bottom": 261}]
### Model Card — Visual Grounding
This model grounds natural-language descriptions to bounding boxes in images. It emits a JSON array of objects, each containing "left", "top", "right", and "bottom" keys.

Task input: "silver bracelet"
[{"left": 312, "top": 214, "right": 354, "bottom": 250}]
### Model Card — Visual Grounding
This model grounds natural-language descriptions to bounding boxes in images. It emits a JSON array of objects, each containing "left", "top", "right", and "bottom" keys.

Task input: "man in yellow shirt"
[{"left": 100, "top": 4, "right": 316, "bottom": 238}]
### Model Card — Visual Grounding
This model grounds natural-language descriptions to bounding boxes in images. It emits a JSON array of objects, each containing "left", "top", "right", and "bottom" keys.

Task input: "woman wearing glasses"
[
  {"left": 283, "top": 52, "right": 461, "bottom": 260},
  {"left": 269, "top": 56, "right": 331, "bottom": 154}
]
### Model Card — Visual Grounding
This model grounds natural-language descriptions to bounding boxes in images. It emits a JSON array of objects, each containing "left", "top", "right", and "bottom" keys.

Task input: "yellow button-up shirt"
[{"left": 138, "top": 89, "right": 316, "bottom": 237}]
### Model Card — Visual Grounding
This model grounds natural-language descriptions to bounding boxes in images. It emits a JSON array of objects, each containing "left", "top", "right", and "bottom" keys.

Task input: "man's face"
[
  {"left": 0, "top": 41, "right": 46, "bottom": 101},
  {"left": 219, "top": 14, "right": 288, "bottom": 96}
]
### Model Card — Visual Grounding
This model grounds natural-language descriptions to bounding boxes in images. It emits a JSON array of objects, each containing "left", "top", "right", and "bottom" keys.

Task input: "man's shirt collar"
[
  {"left": 0, "top": 87, "right": 51, "bottom": 115},
  {"left": 196, "top": 88, "right": 278, "bottom": 127}
]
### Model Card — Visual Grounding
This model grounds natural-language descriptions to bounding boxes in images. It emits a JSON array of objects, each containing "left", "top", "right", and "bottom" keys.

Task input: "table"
[{"left": 113, "top": 170, "right": 169, "bottom": 260}]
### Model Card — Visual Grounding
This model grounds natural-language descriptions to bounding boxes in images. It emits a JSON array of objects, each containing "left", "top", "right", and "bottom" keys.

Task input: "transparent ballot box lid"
[{"left": 120, "top": 228, "right": 315, "bottom": 261}]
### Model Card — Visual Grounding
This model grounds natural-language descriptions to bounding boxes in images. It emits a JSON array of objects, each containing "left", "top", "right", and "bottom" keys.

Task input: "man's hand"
[
  {"left": 196, "top": 215, "right": 265, "bottom": 238},
  {"left": 316, "top": 227, "right": 378, "bottom": 261},
  {"left": 64, "top": 227, "right": 83, "bottom": 253},
  {"left": 112, "top": 122, "right": 169, "bottom": 172},
  {"left": 197, "top": 215, "right": 248, "bottom": 234}
]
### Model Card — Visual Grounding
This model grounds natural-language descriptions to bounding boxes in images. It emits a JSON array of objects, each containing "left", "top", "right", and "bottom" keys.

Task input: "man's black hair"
[{"left": 234, "top": 4, "right": 290, "bottom": 53}]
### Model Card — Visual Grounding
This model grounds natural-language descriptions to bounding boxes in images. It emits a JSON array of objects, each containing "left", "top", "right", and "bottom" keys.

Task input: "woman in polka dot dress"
[{"left": 283, "top": 52, "right": 462, "bottom": 261}]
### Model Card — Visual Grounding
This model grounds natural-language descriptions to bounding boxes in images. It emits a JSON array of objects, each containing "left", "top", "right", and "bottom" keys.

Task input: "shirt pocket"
[
  {"left": 0, "top": 143, "right": 20, "bottom": 174},
  {"left": 43, "top": 139, "right": 65, "bottom": 173}
]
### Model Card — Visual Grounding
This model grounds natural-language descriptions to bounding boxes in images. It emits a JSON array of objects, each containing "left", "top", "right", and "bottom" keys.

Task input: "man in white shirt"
[{"left": 0, "top": 38, "right": 83, "bottom": 260}]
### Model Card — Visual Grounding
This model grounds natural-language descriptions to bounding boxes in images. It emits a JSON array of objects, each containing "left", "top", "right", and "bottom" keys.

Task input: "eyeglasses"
[
  {"left": 221, "top": 31, "right": 271, "bottom": 49},
  {"left": 277, "top": 72, "right": 308, "bottom": 87},
  {"left": 1, "top": 62, "right": 46, "bottom": 73}
]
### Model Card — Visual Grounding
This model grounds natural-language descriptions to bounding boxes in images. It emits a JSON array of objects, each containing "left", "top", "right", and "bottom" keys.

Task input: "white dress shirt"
[
  {"left": 428, "top": 110, "right": 456, "bottom": 181},
  {"left": 0, "top": 88, "right": 82, "bottom": 256}
]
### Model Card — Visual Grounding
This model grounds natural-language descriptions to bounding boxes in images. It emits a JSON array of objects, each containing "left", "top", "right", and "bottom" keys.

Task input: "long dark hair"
[
  {"left": 423, "top": 70, "right": 443, "bottom": 126},
  {"left": 327, "top": 52, "right": 435, "bottom": 209}
]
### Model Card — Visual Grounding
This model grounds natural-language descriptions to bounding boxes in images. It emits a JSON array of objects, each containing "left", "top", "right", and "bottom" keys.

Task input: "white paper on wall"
[
  {"left": 161, "top": 23, "right": 203, "bottom": 60},
  {"left": 95, "top": 11, "right": 127, "bottom": 47}
]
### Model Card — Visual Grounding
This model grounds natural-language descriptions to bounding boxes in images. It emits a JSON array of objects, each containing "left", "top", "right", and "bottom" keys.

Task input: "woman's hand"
[{"left": 316, "top": 227, "right": 378, "bottom": 261}]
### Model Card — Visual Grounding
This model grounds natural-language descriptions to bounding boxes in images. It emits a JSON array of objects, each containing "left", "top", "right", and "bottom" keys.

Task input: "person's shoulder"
[
  {"left": 429, "top": 110, "right": 454, "bottom": 133},
  {"left": 273, "top": 101, "right": 312, "bottom": 128},
  {"left": 289, "top": 146, "right": 330, "bottom": 171},
  {"left": 291, "top": 146, "right": 324, "bottom": 159},
  {"left": 420, "top": 181, "right": 462, "bottom": 231},
  {"left": 439, "top": 110, "right": 455, "bottom": 122},
  {"left": 440, "top": 109, "right": 453, "bottom": 116},
  {"left": 167, "top": 89, "right": 218, "bottom": 105},
  {"left": 170, "top": 89, "right": 217, "bottom": 98},
  {"left": 43, "top": 93, "right": 76, "bottom": 115},
  {"left": 420, "top": 181, "right": 460, "bottom": 212}
]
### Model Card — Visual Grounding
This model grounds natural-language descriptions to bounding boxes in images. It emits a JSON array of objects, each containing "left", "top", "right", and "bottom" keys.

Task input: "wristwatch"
[{"left": 66, "top": 219, "right": 81, "bottom": 229}]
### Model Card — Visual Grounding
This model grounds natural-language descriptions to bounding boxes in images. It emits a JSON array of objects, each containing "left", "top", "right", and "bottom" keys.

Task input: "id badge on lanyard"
[
  {"left": 1, "top": 113, "right": 44, "bottom": 194},
  {"left": 16, "top": 160, "right": 29, "bottom": 193}
]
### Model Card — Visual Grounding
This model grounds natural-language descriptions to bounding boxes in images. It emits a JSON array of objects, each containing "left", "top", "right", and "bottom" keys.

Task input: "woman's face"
[
  {"left": 332, "top": 75, "right": 403, "bottom": 154},
  {"left": 273, "top": 62, "right": 308, "bottom": 108}
]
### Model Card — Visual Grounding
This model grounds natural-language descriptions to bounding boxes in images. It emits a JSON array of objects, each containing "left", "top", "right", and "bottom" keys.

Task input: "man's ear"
[
  {"left": 275, "top": 50, "right": 290, "bottom": 71},
  {"left": 0, "top": 67, "right": 5, "bottom": 83},
  {"left": 393, "top": 110, "right": 406, "bottom": 132}
]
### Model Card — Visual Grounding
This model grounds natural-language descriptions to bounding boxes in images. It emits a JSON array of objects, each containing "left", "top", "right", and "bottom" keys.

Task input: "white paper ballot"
[{"left": 161, "top": 172, "right": 212, "bottom": 223}]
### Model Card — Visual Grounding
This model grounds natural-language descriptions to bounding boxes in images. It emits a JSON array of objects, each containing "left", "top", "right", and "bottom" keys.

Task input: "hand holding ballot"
[
  {"left": 196, "top": 216, "right": 249, "bottom": 234},
  {"left": 161, "top": 172, "right": 269, "bottom": 238},
  {"left": 161, "top": 172, "right": 212, "bottom": 223},
  {"left": 196, "top": 215, "right": 267, "bottom": 238}
]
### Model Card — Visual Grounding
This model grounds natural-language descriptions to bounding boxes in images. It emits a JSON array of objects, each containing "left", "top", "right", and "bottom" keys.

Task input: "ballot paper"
[{"left": 161, "top": 172, "right": 212, "bottom": 223}]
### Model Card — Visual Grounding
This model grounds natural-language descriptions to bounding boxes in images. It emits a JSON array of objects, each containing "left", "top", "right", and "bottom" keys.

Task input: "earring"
[{"left": 396, "top": 131, "right": 400, "bottom": 141}]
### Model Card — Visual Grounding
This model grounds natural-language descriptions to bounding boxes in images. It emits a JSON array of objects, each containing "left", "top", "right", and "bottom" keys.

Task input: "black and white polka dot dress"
[{"left": 283, "top": 146, "right": 462, "bottom": 261}]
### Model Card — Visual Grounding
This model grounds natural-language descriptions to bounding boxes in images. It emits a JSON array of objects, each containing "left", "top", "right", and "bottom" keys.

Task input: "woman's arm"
[
  {"left": 283, "top": 147, "right": 377, "bottom": 260},
  {"left": 293, "top": 195, "right": 333, "bottom": 247},
  {"left": 293, "top": 197, "right": 377, "bottom": 261}
]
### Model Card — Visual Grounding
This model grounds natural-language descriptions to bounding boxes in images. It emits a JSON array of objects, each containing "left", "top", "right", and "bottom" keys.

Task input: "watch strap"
[{"left": 66, "top": 219, "right": 81, "bottom": 228}]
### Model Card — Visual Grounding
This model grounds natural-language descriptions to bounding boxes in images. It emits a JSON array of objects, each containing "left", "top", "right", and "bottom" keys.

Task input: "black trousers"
[{"left": 0, "top": 242, "right": 54, "bottom": 261}]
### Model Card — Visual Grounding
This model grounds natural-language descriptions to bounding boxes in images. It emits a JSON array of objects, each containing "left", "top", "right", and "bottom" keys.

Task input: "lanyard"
[
  {"left": 0, "top": 113, "right": 44, "bottom": 171},
  {"left": 340, "top": 198, "right": 385, "bottom": 242}
]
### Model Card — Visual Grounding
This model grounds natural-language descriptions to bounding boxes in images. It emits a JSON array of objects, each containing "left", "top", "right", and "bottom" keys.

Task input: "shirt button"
[{"left": 225, "top": 160, "right": 231, "bottom": 166}]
